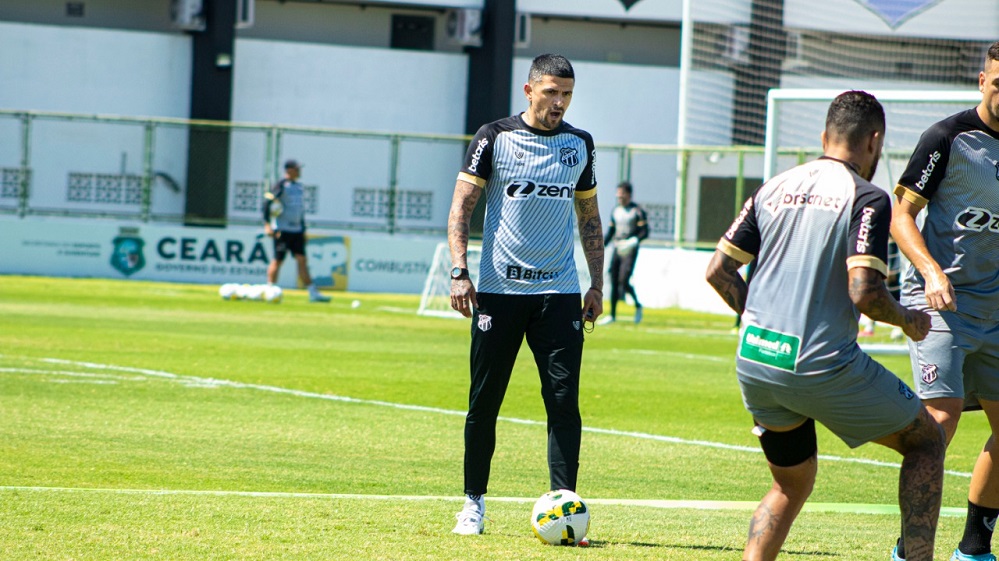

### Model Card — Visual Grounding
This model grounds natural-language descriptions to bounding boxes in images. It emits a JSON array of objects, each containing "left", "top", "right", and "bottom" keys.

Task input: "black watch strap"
[{"left": 450, "top": 267, "right": 469, "bottom": 279}]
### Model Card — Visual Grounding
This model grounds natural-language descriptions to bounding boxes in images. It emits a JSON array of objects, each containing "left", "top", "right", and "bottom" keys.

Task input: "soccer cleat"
[
  {"left": 597, "top": 316, "right": 615, "bottom": 326},
  {"left": 452, "top": 495, "right": 485, "bottom": 535},
  {"left": 891, "top": 544, "right": 904, "bottom": 561},
  {"left": 951, "top": 550, "right": 997, "bottom": 561},
  {"left": 308, "top": 290, "right": 331, "bottom": 303},
  {"left": 634, "top": 307, "right": 643, "bottom": 324}
]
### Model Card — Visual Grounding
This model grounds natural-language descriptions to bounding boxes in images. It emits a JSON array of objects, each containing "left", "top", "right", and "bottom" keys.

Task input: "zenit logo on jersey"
[
  {"left": 505, "top": 180, "right": 575, "bottom": 201},
  {"left": 506, "top": 265, "right": 559, "bottom": 281},
  {"left": 955, "top": 206, "right": 999, "bottom": 233}
]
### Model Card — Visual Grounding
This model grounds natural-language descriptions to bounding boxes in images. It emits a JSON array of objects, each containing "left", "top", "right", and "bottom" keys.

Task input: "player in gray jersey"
[
  {"left": 707, "top": 91, "right": 943, "bottom": 561},
  {"left": 447, "top": 54, "right": 604, "bottom": 540},
  {"left": 890, "top": 41, "right": 999, "bottom": 561},
  {"left": 262, "top": 159, "right": 329, "bottom": 302},
  {"left": 601, "top": 181, "right": 649, "bottom": 324}
]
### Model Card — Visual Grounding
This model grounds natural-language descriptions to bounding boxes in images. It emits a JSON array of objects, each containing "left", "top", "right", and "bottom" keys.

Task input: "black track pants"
[{"left": 462, "top": 292, "right": 584, "bottom": 495}]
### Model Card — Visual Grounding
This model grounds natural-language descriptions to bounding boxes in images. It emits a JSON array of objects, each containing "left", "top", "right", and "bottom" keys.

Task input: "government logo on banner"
[
  {"left": 110, "top": 227, "right": 145, "bottom": 277},
  {"left": 854, "top": 0, "right": 942, "bottom": 28}
]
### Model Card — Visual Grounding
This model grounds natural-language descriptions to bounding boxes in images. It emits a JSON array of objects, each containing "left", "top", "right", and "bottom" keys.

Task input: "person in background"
[
  {"left": 263, "top": 159, "right": 330, "bottom": 303},
  {"left": 600, "top": 181, "right": 649, "bottom": 324}
]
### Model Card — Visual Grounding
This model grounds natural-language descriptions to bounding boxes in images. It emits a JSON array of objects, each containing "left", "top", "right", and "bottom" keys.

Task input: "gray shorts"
[
  {"left": 738, "top": 351, "right": 921, "bottom": 448},
  {"left": 907, "top": 308, "right": 999, "bottom": 407}
]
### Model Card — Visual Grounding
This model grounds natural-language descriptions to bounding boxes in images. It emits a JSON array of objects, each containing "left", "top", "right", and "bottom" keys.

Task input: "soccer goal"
[
  {"left": 417, "top": 241, "right": 597, "bottom": 319},
  {"left": 763, "top": 88, "right": 981, "bottom": 182},
  {"left": 417, "top": 242, "right": 481, "bottom": 318},
  {"left": 764, "top": 88, "right": 980, "bottom": 353}
]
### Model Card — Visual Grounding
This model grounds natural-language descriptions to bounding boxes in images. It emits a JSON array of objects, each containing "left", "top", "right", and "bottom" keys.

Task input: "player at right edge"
[{"left": 890, "top": 41, "right": 999, "bottom": 561}]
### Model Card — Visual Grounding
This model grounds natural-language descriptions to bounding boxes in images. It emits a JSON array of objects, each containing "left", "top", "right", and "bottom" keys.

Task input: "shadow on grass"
[{"left": 583, "top": 540, "right": 837, "bottom": 557}]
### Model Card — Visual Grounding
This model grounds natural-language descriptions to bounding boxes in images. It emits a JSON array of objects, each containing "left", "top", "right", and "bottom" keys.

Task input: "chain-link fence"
[{"left": 0, "top": 109, "right": 782, "bottom": 245}]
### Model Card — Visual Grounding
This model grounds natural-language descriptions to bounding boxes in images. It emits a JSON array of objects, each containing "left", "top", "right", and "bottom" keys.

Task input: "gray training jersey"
[
  {"left": 265, "top": 178, "right": 306, "bottom": 234},
  {"left": 718, "top": 157, "right": 892, "bottom": 378},
  {"left": 895, "top": 108, "right": 999, "bottom": 320},
  {"left": 457, "top": 114, "right": 597, "bottom": 295}
]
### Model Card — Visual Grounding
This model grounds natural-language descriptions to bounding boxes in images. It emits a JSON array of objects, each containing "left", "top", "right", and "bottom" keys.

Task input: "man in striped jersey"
[
  {"left": 891, "top": 41, "right": 999, "bottom": 561},
  {"left": 707, "top": 91, "right": 943, "bottom": 561},
  {"left": 447, "top": 54, "right": 604, "bottom": 539}
]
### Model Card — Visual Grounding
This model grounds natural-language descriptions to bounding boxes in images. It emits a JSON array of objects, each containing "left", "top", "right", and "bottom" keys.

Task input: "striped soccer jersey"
[
  {"left": 895, "top": 108, "right": 999, "bottom": 320},
  {"left": 458, "top": 114, "right": 597, "bottom": 295},
  {"left": 266, "top": 178, "right": 306, "bottom": 233},
  {"left": 718, "top": 157, "right": 892, "bottom": 377}
]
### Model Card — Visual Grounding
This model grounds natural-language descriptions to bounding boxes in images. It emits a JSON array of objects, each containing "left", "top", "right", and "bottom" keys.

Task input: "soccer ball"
[
  {"left": 218, "top": 283, "right": 238, "bottom": 300},
  {"left": 270, "top": 198, "right": 284, "bottom": 217},
  {"left": 264, "top": 285, "right": 283, "bottom": 303},
  {"left": 531, "top": 489, "right": 590, "bottom": 546}
]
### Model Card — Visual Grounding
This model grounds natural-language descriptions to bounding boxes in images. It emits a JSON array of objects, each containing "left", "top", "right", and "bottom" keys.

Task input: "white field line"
[
  {"left": 0, "top": 356, "right": 973, "bottom": 479},
  {"left": 0, "top": 485, "right": 968, "bottom": 518}
]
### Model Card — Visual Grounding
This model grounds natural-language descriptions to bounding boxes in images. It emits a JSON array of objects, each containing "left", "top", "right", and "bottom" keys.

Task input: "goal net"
[
  {"left": 763, "top": 88, "right": 981, "bottom": 182},
  {"left": 417, "top": 241, "right": 596, "bottom": 319},
  {"left": 678, "top": 0, "right": 991, "bottom": 148},
  {"left": 763, "top": 88, "right": 978, "bottom": 349},
  {"left": 418, "top": 242, "right": 481, "bottom": 319}
]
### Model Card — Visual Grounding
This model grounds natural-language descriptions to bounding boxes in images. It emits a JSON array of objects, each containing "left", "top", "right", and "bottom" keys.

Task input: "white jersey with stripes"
[{"left": 458, "top": 114, "right": 597, "bottom": 295}]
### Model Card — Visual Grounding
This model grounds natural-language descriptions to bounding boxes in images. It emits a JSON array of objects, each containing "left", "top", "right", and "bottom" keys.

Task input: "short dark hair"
[
  {"left": 824, "top": 90, "right": 885, "bottom": 146},
  {"left": 528, "top": 54, "right": 574, "bottom": 83},
  {"left": 617, "top": 181, "right": 633, "bottom": 194},
  {"left": 988, "top": 41, "right": 999, "bottom": 64}
]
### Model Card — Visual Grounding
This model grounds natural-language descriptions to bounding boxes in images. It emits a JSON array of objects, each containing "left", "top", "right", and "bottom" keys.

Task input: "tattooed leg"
[{"left": 743, "top": 455, "right": 816, "bottom": 561}]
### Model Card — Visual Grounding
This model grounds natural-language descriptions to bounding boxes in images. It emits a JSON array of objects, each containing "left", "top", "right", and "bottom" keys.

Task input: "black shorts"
[{"left": 273, "top": 231, "right": 306, "bottom": 259}]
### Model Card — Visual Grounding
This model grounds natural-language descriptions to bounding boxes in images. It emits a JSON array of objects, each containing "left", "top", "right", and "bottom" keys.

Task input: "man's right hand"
[
  {"left": 264, "top": 224, "right": 274, "bottom": 238},
  {"left": 450, "top": 278, "right": 478, "bottom": 318},
  {"left": 923, "top": 268, "right": 957, "bottom": 312},
  {"left": 902, "top": 307, "right": 932, "bottom": 342}
]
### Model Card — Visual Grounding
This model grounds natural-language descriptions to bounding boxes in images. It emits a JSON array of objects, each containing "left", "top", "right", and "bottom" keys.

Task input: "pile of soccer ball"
[
  {"left": 219, "top": 283, "right": 283, "bottom": 303},
  {"left": 531, "top": 489, "right": 590, "bottom": 546}
]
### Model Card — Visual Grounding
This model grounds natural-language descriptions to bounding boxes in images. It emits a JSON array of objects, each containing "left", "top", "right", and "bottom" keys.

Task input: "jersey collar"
[{"left": 818, "top": 155, "right": 861, "bottom": 175}]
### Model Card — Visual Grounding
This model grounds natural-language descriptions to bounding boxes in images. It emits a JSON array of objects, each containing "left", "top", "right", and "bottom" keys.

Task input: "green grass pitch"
[{"left": 0, "top": 275, "right": 989, "bottom": 560}]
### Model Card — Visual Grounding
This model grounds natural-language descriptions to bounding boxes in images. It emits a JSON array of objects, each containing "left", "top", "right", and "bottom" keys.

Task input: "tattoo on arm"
[
  {"left": 575, "top": 196, "right": 604, "bottom": 290},
  {"left": 447, "top": 182, "right": 481, "bottom": 266},
  {"left": 848, "top": 269, "right": 905, "bottom": 326},
  {"left": 706, "top": 252, "right": 748, "bottom": 315}
]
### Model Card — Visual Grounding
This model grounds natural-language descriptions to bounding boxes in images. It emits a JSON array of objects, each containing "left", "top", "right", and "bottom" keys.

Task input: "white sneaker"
[
  {"left": 597, "top": 316, "right": 615, "bottom": 326},
  {"left": 452, "top": 495, "right": 485, "bottom": 535}
]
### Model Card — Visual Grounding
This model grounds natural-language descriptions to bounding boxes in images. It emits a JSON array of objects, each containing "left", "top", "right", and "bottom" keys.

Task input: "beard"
[{"left": 865, "top": 155, "right": 880, "bottom": 181}]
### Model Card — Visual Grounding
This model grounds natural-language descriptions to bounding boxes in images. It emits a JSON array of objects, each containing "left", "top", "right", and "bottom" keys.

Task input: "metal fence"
[{"left": 0, "top": 109, "right": 794, "bottom": 246}]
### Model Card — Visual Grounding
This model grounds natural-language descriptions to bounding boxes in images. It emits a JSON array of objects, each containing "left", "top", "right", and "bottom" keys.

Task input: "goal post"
[
  {"left": 417, "top": 242, "right": 481, "bottom": 319},
  {"left": 417, "top": 241, "right": 597, "bottom": 319},
  {"left": 763, "top": 88, "right": 980, "bottom": 348},
  {"left": 763, "top": 88, "right": 981, "bottom": 181}
]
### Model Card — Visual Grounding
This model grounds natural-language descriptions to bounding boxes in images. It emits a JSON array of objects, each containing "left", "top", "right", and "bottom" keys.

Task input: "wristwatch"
[{"left": 450, "top": 266, "right": 469, "bottom": 280}]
